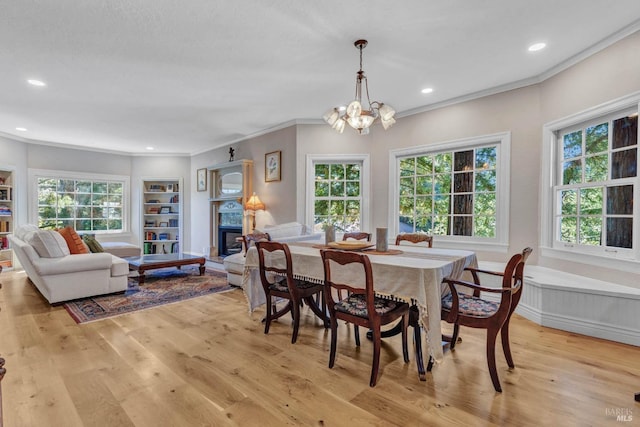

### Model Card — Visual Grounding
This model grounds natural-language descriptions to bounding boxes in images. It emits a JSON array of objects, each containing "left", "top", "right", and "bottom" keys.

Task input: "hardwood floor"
[{"left": 0, "top": 268, "right": 638, "bottom": 426}]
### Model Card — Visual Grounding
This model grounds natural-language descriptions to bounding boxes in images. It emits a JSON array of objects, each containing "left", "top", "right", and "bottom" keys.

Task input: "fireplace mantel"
[{"left": 206, "top": 159, "right": 254, "bottom": 256}]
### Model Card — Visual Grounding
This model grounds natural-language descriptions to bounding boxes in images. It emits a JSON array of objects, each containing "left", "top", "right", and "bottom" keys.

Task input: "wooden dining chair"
[
  {"left": 342, "top": 232, "right": 372, "bottom": 242},
  {"left": 321, "top": 249, "right": 410, "bottom": 387},
  {"left": 242, "top": 231, "right": 270, "bottom": 254},
  {"left": 441, "top": 247, "right": 532, "bottom": 392},
  {"left": 395, "top": 233, "right": 433, "bottom": 247},
  {"left": 256, "top": 241, "right": 328, "bottom": 343}
]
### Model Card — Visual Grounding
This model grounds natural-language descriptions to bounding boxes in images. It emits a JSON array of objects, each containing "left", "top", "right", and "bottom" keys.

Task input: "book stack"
[
  {"left": 169, "top": 219, "right": 178, "bottom": 227},
  {"left": 143, "top": 242, "right": 157, "bottom": 254},
  {"left": 145, "top": 231, "right": 157, "bottom": 241},
  {"left": 0, "top": 236, "right": 8, "bottom": 249},
  {"left": 0, "top": 221, "right": 10, "bottom": 232},
  {"left": 0, "top": 206, "right": 11, "bottom": 215}
]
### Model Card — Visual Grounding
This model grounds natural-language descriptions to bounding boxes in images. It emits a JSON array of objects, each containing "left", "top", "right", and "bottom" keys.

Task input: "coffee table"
[{"left": 125, "top": 253, "right": 206, "bottom": 285}]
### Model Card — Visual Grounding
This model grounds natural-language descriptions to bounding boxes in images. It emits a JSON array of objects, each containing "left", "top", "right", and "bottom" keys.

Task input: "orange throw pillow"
[{"left": 57, "top": 226, "right": 89, "bottom": 254}]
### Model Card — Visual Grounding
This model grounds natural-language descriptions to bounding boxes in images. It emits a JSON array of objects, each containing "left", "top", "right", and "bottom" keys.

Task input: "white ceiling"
[{"left": 2, "top": 1, "right": 640, "bottom": 156}]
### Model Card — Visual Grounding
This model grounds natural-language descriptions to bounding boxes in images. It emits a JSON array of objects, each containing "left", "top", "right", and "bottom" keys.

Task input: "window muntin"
[
  {"left": 36, "top": 175, "right": 126, "bottom": 232},
  {"left": 398, "top": 145, "right": 498, "bottom": 238},
  {"left": 313, "top": 162, "right": 363, "bottom": 232},
  {"left": 555, "top": 111, "right": 637, "bottom": 253}
]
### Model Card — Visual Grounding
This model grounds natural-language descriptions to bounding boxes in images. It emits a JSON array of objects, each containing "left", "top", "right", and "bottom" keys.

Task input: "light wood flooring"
[{"left": 0, "top": 268, "right": 639, "bottom": 426}]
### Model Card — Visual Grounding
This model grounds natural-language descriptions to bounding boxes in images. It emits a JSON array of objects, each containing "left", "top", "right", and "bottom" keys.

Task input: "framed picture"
[
  {"left": 166, "top": 184, "right": 174, "bottom": 192},
  {"left": 265, "top": 150, "right": 281, "bottom": 182},
  {"left": 159, "top": 221, "right": 169, "bottom": 227},
  {"left": 197, "top": 168, "right": 207, "bottom": 192},
  {"left": 159, "top": 206, "right": 171, "bottom": 214}
]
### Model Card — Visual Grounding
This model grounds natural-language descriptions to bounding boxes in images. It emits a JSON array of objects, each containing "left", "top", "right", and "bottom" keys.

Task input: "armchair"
[{"left": 441, "top": 247, "right": 532, "bottom": 392}]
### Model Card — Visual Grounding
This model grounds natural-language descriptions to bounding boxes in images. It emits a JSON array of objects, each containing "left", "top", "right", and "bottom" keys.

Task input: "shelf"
[
  {"left": 142, "top": 178, "right": 182, "bottom": 255},
  {"left": 0, "top": 169, "right": 13, "bottom": 268}
]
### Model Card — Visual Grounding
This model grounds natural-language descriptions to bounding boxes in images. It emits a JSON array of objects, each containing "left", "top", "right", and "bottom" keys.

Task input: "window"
[
  {"left": 30, "top": 169, "right": 129, "bottom": 233},
  {"left": 541, "top": 93, "right": 640, "bottom": 270},
  {"left": 390, "top": 133, "right": 510, "bottom": 250},
  {"left": 306, "top": 155, "right": 370, "bottom": 233},
  {"left": 554, "top": 110, "right": 637, "bottom": 255}
]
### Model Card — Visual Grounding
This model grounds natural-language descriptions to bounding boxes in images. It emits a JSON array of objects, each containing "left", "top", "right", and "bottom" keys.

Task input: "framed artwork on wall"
[
  {"left": 265, "top": 150, "right": 281, "bottom": 182},
  {"left": 197, "top": 168, "right": 207, "bottom": 191}
]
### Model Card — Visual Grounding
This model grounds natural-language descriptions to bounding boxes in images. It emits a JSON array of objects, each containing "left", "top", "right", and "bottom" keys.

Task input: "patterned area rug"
[{"left": 64, "top": 266, "right": 233, "bottom": 323}]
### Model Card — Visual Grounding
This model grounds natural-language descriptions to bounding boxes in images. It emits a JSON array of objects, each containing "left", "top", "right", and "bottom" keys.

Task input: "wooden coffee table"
[{"left": 125, "top": 253, "right": 206, "bottom": 285}]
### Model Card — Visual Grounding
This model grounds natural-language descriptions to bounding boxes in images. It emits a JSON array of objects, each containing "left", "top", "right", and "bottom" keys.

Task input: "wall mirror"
[{"left": 219, "top": 171, "right": 243, "bottom": 196}]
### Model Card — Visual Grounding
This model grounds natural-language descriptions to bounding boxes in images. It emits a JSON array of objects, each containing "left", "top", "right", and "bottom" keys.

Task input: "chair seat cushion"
[
  {"left": 335, "top": 294, "right": 403, "bottom": 317},
  {"left": 269, "top": 278, "right": 319, "bottom": 293},
  {"left": 441, "top": 292, "right": 500, "bottom": 317}
]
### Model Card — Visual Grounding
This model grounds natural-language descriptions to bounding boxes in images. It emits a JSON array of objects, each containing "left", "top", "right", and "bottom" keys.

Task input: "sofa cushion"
[
  {"left": 32, "top": 252, "right": 113, "bottom": 275},
  {"left": 110, "top": 255, "right": 130, "bottom": 277},
  {"left": 28, "top": 230, "right": 71, "bottom": 258},
  {"left": 260, "top": 222, "right": 303, "bottom": 240},
  {"left": 82, "top": 235, "right": 104, "bottom": 253},
  {"left": 100, "top": 242, "right": 141, "bottom": 257},
  {"left": 58, "top": 226, "right": 89, "bottom": 254},
  {"left": 223, "top": 252, "right": 246, "bottom": 274}
]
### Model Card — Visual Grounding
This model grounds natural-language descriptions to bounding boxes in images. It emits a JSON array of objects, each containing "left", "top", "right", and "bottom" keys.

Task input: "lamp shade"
[
  {"left": 378, "top": 103, "right": 396, "bottom": 121},
  {"left": 244, "top": 192, "right": 265, "bottom": 211}
]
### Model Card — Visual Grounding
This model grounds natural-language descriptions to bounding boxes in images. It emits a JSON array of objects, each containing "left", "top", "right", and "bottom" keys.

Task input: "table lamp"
[{"left": 244, "top": 192, "right": 265, "bottom": 230}]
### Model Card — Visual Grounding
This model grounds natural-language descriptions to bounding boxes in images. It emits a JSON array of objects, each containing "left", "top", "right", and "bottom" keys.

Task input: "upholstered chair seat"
[
  {"left": 441, "top": 293, "right": 500, "bottom": 317},
  {"left": 335, "top": 294, "right": 403, "bottom": 318}
]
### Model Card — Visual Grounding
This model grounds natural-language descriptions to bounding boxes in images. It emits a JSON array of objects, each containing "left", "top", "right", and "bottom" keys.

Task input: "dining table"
[{"left": 241, "top": 241, "right": 478, "bottom": 374}]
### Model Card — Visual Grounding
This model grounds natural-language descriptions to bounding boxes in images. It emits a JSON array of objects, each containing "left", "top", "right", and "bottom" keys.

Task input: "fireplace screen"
[{"left": 218, "top": 226, "right": 243, "bottom": 256}]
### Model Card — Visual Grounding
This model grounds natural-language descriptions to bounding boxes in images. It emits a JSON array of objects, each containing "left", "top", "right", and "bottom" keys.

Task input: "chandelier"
[{"left": 323, "top": 39, "right": 396, "bottom": 135}]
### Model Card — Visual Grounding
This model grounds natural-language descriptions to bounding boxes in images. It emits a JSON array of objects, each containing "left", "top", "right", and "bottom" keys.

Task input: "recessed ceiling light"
[
  {"left": 528, "top": 42, "right": 546, "bottom": 52},
  {"left": 421, "top": 88, "right": 434, "bottom": 94},
  {"left": 15, "top": 127, "right": 27, "bottom": 131},
  {"left": 27, "top": 79, "right": 47, "bottom": 87},
  {"left": 146, "top": 146, "right": 154, "bottom": 150}
]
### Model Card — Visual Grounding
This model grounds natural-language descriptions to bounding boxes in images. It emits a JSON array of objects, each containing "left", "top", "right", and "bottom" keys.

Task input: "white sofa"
[
  {"left": 223, "top": 222, "right": 322, "bottom": 286},
  {"left": 9, "top": 225, "right": 129, "bottom": 304}
]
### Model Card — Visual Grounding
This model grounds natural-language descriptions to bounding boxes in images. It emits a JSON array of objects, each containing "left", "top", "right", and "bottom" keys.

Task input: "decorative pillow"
[
  {"left": 28, "top": 230, "right": 71, "bottom": 258},
  {"left": 82, "top": 235, "right": 104, "bottom": 253},
  {"left": 14, "top": 224, "right": 39, "bottom": 241},
  {"left": 57, "top": 226, "right": 89, "bottom": 254}
]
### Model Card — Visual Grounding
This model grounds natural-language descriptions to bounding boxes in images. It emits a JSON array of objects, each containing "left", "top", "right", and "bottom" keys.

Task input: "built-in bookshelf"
[
  {"left": 142, "top": 178, "right": 182, "bottom": 255},
  {"left": 0, "top": 169, "right": 14, "bottom": 269}
]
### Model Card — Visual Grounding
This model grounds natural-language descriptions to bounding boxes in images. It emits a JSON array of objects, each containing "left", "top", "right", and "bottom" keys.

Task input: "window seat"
[{"left": 476, "top": 262, "right": 640, "bottom": 346}]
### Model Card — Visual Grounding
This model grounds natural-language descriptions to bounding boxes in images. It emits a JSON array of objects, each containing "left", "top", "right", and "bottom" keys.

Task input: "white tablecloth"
[{"left": 242, "top": 242, "right": 477, "bottom": 362}]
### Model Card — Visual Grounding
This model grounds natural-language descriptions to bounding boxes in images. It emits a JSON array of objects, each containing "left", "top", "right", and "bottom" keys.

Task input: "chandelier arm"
[{"left": 363, "top": 76, "right": 373, "bottom": 111}]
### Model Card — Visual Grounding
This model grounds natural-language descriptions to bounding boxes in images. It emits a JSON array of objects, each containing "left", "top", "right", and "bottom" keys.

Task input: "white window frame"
[
  {"left": 540, "top": 91, "right": 640, "bottom": 273},
  {"left": 389, "top": 132, "right": 511, "bottom": 253},
  {"left": 28, "top": 168, "right": 131, "bottom": 236},
  {"left": 305, "top": 154, "right": 371, "bottom": 234}
]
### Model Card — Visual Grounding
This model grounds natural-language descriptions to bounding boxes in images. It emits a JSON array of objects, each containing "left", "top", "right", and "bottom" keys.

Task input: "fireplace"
[{"left": 218, "top": 226, "right": 243, "bottom": 257}]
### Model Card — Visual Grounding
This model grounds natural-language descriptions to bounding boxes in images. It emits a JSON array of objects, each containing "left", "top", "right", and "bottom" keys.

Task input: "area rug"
[{"left": 64, "top": 266, "right": 234, "bottom": 324}]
